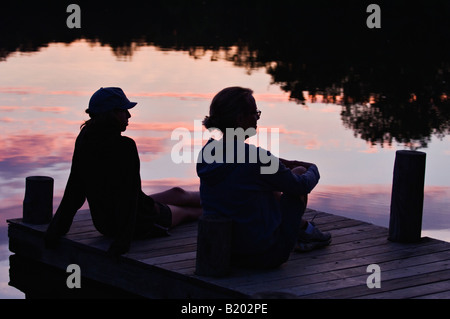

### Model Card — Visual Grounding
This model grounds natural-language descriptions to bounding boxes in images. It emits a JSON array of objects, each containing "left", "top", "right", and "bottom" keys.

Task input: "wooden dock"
[{"left": 7, "top": 208, "right": 450, "bottom": 299}]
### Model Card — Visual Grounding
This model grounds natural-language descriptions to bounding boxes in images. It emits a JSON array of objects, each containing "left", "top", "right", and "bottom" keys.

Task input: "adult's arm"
[{"left": 260, "top": 152, "right": 320, "bottom": 195}]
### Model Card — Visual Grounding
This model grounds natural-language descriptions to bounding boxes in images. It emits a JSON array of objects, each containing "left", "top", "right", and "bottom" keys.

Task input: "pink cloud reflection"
[
  {"left": 0, "top": 87, "right": 92, "bottom": 97},
  {"left": 0, "top": 106, "right": 22, "bottom": 112},
  {"left": 0, "top": 105, "right": 70, "bottom": 115},
  {"left": 0, "top": 117, "right": 14, "bottom": 123},
  {"left": 0, "top": 129, "right": 170, "bottom": 177},
  {"left": 31, "top": 106, "right": 68, "bottom": 114},
  {"left": 129, "top": 121, "right": 196, "bottom": 132},
  {"left": 1, "top": 86, "right": 290, "bottom": 104},
  {"left": 0, "top": 133, "right": 74, "bottom": 164},
  {"left": 133, "top": 136, "right": 167, "bottom": 154},
  {"left": 130, "top": 91, "right": 290, "bottom": 103}
]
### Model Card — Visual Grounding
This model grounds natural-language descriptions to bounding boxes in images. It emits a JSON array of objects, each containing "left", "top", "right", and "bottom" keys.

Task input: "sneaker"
[
  {"left": 294, "top": 240, "right": 331, "bottom": 252},
  {"left": 295, "top": 222, "right": 331, "bottom": 252}
]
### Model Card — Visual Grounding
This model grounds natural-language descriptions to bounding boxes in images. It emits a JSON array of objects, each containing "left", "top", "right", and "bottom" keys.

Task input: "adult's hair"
[{"left": 203, "top": 87, "right": 254, "bottom": 132}]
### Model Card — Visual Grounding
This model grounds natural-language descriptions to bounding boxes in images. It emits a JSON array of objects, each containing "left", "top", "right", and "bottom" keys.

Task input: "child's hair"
[
  {"left": 80, "top": 109, "right": 121, "bottom": 132},
  {"left": 203, "top": 87, "right": 254, "bottom": 132}
]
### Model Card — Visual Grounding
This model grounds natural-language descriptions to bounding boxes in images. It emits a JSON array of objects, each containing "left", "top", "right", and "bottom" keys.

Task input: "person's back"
[
  {"left": 197, "top": 138, "right": 283, "bottom": 255},
  {"left": 197, "top": 137, "right": 321, "bottom": 257},
  {"left": 74, "top": 123, "right": 141, "bottom": 237}
]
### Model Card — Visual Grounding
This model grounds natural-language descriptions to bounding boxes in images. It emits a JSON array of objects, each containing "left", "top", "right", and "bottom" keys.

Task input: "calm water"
[{"left": 1, "top": 38, "right": 449, "bottom": 298}]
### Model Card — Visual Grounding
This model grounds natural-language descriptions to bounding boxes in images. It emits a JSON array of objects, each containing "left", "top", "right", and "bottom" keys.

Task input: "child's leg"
[
  {"left": 168, "top": 205, "right": 203, "bottom": 227},
  {"left": 150, "top": 187, "right": 203, "bottom": 227},
  {"left": 150, "top": 187, "right": 201, "bottom": 207}
]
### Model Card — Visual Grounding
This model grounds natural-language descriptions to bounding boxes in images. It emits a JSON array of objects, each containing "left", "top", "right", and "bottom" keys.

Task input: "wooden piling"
[
  {"left": 388, "top": 150, "right": 426, "bottom": 242},
  {"left": 22, "top": 176, "right": 54, "bottom": 225},
  {"left": 195, "top": 214, "right": 232, "bottom": 277}
]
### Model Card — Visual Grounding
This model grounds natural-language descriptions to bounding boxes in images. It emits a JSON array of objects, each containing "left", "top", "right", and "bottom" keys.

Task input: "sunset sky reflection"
[
  {"left": 1, "top": 40, "right": 449, "bottom": 237},
  {"left": 1, "top": 39, "right": 450, "bottom": 299}
]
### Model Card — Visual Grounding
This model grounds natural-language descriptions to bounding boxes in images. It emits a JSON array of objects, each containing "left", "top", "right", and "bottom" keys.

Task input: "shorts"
[
  {"left": 154, "top": 201, "right": 173, "bottom": 230},
  {"left": 134, "top": 197, "right": 173, "bottom": 239}
]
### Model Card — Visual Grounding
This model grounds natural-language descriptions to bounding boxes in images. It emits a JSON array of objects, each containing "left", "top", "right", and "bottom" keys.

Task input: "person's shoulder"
[
  {"left": 251, "top": 143, "right": 276, "bottom": 159},
  {"left": 120, "top": 135, "right": 135, "bottom": 143},
  {"left": 119, "top": 135, "right": 138, "bottom": 149}
]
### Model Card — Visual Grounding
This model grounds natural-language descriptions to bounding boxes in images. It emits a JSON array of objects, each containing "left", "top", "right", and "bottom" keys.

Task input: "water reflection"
[
  {"left": 2, "top": 1, "right": 450, "bottom": 148},
  {"left": 309, "top": 184, "right": 450, "bottom": 237},
  {"left": 340, "top": 99, "right": 450, "bottom": 149}
]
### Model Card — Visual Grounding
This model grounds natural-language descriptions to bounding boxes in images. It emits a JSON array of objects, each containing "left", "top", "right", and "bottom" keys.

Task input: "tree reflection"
[
  {"left": 340, "top": 100, "right": 450, "bottom": 149},
  {"left": 1, "top": 0, "right": 450, "bottom": 149}
]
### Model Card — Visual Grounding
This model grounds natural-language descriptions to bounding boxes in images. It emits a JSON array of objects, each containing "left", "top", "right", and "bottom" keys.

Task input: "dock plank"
[
  {"left": 7, "top": 208, "right": 450, "bottom": 299},
  {"left": 235, "top": 240, "right": 450, "bottom": 293}
]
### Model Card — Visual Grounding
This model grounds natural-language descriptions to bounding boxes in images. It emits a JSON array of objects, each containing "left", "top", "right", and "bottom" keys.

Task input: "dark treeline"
[{"left": 1, "top": 0, "right": 450, "bottom": 148}]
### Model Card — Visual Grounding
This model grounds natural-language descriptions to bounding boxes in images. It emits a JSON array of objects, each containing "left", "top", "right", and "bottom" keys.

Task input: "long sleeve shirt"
[
  {"left": 45, "top": 125, "right": 158, "bottom": 254},
  {"left": 196, "top": 138, "right": 320, "bottom": 255}
]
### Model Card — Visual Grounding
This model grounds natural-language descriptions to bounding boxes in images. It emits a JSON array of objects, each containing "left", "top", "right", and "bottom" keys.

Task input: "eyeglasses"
[{"left": 253, "top": 109, "right": 262, "bottom": 119}]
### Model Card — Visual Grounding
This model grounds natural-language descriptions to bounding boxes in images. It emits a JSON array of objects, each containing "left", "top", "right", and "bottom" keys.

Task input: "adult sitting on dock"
[
  {"left": 45, "top": 87, "right": 202, "bottom": 256},
  {"left": 197, "top": 87, "right": 331, "bottom": 269}
]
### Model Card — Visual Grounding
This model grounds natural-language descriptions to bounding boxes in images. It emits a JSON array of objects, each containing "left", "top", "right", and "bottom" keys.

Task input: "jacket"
[{"left": 196, "top": 138, "right": 320, "bottom": 255}]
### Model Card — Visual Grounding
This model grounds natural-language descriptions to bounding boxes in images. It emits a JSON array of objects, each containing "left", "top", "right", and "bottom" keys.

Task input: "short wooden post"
[
  {"left": 23, "top": 176, "right": 54, "bottom": 224},
  {"left": 388, "top": 150, "right": 426, "bottom": 242},
  {"left": 195, "top": 215, "right": 232, "bottom": 277}
]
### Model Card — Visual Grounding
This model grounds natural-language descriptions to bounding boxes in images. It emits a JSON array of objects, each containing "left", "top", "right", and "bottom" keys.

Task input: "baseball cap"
[{"left": 87, "top": 87, "right": 137, "bottom": 114}]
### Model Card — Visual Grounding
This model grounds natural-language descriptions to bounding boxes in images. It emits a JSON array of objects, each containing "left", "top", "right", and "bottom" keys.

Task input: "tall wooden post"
[
  {"left": 23, "top": 176, "right": 54, "bottom": 224},
  {"left": 195, "top": 215, "right": 232, "bottom": 277},
  {"left": 388, "top": 150, "right": 426, "bottom": 242}
]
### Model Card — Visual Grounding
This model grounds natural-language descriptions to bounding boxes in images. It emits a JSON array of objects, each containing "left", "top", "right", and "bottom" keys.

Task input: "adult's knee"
[{"left": 292, "top": 166, "right": 307, "bottom": 175}]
